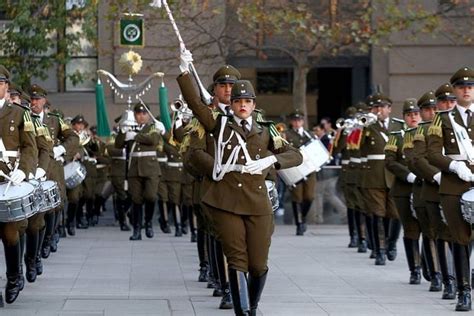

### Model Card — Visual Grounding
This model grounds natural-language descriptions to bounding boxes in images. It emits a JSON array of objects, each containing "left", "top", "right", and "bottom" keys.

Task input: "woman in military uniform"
[{"left": 183, "top": 78, "right": 302, "bottom": 316}]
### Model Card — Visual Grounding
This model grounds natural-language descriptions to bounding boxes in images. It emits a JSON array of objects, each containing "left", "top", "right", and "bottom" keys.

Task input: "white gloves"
[
  {"left": 155, "top": 120, "right": 166, "bottom": 135},
  {"left": 125, "top": 131, "right": 137, "bottom": 141},
  {"left": 53, "top": 145, "right": 66, "bottom": 160},
  {"left": 433, "top": 172, "right": 441, "bottom": 185},
  {"left": 34, "top": 168, "right": 46, "bottom": 180},
  {"left": 406, "top": 173, "right": 416, "bottom": 184},
  {"left": 179, "top": 49, "right": 193, "bottom": 73},
  {"left": 245, "top": 156, "right": 277, "bottom": 175},
  {"left": 10, "top": 169, "right": 26, "bottom": 185},
  {"left": 449, "top": 160, "right": 474, "bottom": 182}
]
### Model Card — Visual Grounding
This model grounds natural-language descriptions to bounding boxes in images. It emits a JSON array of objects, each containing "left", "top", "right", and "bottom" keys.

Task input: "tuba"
[
  {"left": 78, "top": 130, "right": 91, "bottom": 146},
  {"left": 118, "top": 109, "right": 139, "bottom": 133}
]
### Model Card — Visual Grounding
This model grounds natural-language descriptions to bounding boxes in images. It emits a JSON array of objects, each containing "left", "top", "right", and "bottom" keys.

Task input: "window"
[{"left": 256, "top": 69, "right": 293, "bottom": 94}]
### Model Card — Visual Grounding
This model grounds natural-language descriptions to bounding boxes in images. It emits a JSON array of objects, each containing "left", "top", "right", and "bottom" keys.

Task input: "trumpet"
[
  {"left": 335, "top": 118, "right": 356, "bottom": 130},
  {"left": 171, "top": 95, "right": 193, "bottom": 121},
  {"left": 275, "top": 122, "right": 287, "bottom": 134},
  {"left": 357, "top": 113, "right": 377, "bottom": 126}
]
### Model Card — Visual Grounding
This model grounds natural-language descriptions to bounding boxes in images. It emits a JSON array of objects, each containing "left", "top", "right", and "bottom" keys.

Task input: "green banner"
[{"left": 120, "top": 17, "right": 144, "bottom": 47}]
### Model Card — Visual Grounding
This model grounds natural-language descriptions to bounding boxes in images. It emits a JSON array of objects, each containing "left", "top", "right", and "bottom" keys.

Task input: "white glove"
[
  {"left": 433, "top": 172, "right": 441, "bottom": 185},
  {"left": 245, "top": 156, "right": 277, "bottom": 175},
  {"left": 28, "top": 173, "right": 34, "bottom": 180},
  {"left": 34, "top": 168, "right": 46, "bottom": 180},
  {"left": 179, "top": 49, "right": 193, "bottom": 73},
  {"left": 155, "top": 120, "right": 166, "bottom": 135},
  {"left": 406, "top": 173, "right": 416, "bottom": 184},
  {"left": 125, "top": 131, "right": 137, "bottom": 141},
  {"left": 10, "top": 169, "right": 26, "bottom": 185},
  {"left": 449, "top": 160, "right": 474, "bottom": 182},
  {"left": 53, "top": 145, "right": 66, "bottom": 159}
]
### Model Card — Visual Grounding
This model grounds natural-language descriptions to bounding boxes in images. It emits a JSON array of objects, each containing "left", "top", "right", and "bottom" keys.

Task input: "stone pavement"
[{"left": 0, "top": 222, "right": 468, "bottom": 315}]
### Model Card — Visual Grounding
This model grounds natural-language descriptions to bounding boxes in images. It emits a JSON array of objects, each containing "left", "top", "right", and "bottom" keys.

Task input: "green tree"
[{"left": 0, "top": 0, "right": 98, "bottom": 90}]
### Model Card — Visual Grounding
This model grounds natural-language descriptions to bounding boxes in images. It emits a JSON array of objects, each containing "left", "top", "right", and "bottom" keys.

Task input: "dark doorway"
[{"left": 316, "top": 68, "right": 352, "bottom": 125}]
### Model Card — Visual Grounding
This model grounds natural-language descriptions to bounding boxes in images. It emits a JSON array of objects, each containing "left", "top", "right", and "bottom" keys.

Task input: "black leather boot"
[
  {"left": 181, "top": 205, "right": 189, "bottom": 235},
  {"left": 199, "top": 264, "right": 209, "bottom": 283},
  {"left": 189, "top": 206, "right": 197, "bottom": 242},
  {"left": 93, "top": 196, "right": 103, "bottom": 225},
  {"left": 117, "top": 199, "right": 131, "bottom": 231},
  {"left": 292, "top": 202, "right": 304, "bottom": 236},
  {"left": 85, "top": 199, "right": 94, "bottom": 227},
  {"left": 215, "top": 241, "right": 232, "bottom": 308},
  {"left": 386, "top": 219, "right": 401, "bottom": 261},
  {"left": 453, "top": 243, "right": 471, "bottom": 311},
  {"left": 25, "top": 231, "right": 39, "bottom": 283},
  {"left": 347, "top": 208, "right": 358, "bottom": 248},
  {"left": 3, "top": 241, "right": 22, "bottom": 304},
  {"left": 219, "top": 282, "right": 233, "bottom": 309},
  {"left": 76, "top": 199, "right": 89, "bottom": 229},
  {"left": 171, "top": 203, "right": 182, "bottom": 237},
  {"left": 365, "top": 214, "right": 376, "bottom": 258},
  {"left": 36, "top": 227, "right": 46, "bottom": 276},
  {"left": 158, "top": 200, "right": 171, "bottom": 233},
  {"left": 144, "top": 201, "right": 155, "bottom": 238},
  {"left": 301, "top": 200, "right": 312, "bottom": 233},
  {"left": 403, "top": 238, "right": 421, "bottom": 284},
  {"left": 197, "top": 230, "right": 209, "bottom": 282},
  {"left": 207, "top": 235, "right": 218, "bottom": 289},
  {"left": 129, "top": 203, "right": 143, "bottom": 241},
  {"left": 229, "top": 268, "right": 251, "bottom": 316},
  {"left": 41, "top": 212, "right": 54, "bottom": 258},
  {"left": 437, "top": 239, "right": 456, "bottom": 299},
  {"left": 354, "top": 210, "right": 367, "bottom": 253},
  {"left": 50, "top": 211, "right": 61, "bottom": 253},
  {"left": 249, "top": 270, "right": 268, "bottom": 316},
  {"left": 422, "top": 237, "right": 442, "bottom": 292},
  {"left": 66, "top": 203, "right": 77, "bottom": 236},
  {"left": 373, "top": 216, "right": 386, "bottom": 266},
  {"left": 18, "top": 234, "right": 25, "bottom": 291}
]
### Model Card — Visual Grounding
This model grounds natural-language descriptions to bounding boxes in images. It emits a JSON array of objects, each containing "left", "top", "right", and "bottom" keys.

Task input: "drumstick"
[{"left": 4, "top": 164, "right": 19, "bottom": 195}]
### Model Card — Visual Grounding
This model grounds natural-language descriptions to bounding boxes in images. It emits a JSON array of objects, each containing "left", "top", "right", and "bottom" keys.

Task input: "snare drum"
[
  {"left": 265, "top": 180, "right": 279, "bottom": 212},
  {"left": 460, "top": 188, "right": 474, "bottom": 224},
  {"left": 41, "top": 180, "right": 61, "bottom": 212},
  {"left": 64, "top": 161, "right": 87, "bottom": 189},
  {"left": 0, "top": 182, "right": 37, "bottom": 222}
]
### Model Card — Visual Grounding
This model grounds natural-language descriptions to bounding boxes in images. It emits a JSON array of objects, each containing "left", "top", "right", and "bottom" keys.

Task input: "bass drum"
[
  {"left": 64, "top": 161, "right": 87, "bottom": 189},
  {"left": 277, "top": 139, "right": 330, "bottom": 187}
]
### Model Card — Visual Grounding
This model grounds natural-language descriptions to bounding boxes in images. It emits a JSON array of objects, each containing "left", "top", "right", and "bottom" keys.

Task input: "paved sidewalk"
[{"left": 0, "top": 222, "right": 468, "bottom": 315}]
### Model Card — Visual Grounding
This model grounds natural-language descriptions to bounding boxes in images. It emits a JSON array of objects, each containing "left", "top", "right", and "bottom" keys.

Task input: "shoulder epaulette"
[
  {"left": 12, "top": 102, "right": 31, "bottom": 112},
  {"left": 428, "top": 113, "right": 443, "bottom": 137},
  {"left": 390, "top": 130, "right": 403, "bottom": 135},
  {"left": 391, "top": 118, "right": 404, "bottom": 124},
  {"left": 15, "top": 104, "right": 35, "bottom": 133},
  {"left": 384, "top": 134, "right": 398, "bottom": 152},
  {"left": 402, "top": 131, "right": 414, "bottom": 150},
  {"left": 435, "top": 109, "right": 452, "bottom": 114}
]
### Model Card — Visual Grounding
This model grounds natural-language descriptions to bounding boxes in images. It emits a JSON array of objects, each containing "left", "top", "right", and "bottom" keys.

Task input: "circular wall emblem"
[{"left": 123, "top": 24, "right": 141, "bottom": 42}]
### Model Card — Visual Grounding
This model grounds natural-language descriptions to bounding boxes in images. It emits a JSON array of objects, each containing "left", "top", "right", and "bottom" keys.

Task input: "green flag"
[
  {"left": 159, "top": 82, "right": 172, "bottom": 132},
  {"left": 95, "top": 79, "right": 111, "bottom": 137}
]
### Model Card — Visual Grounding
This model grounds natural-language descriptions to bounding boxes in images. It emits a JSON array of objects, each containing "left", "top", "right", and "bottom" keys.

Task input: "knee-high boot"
[
  {"left": 386, "top": 219, "right": 401, "bottom": 261},
  {"left": 41, "top": 212, "right": 55, "bottom": 258},
  {"left": 3, "top": 241, "right": 22, "bottom": 304},
  {"left": 403, "top": 238, "right": 421, "bottom": 284},
  {"left": 437, "top": 239, "right": 456, "bottom": 299},
  {"left": 66, "top": 203, "right": 77, "bottom": 236},
  {"left": 158, "top": 200, "right": 171, "bottom": 233},
  {"left": 189, "top": 206, "right": 197, "bottom": 242},
  {"left": 197, "top": 230, "right": 208, "bottom": 282},
  {"left": 354, "top": 210, "right": 367, "bottom": 253},
  {"left": 292, "top": 202, "right": 303, "bottom": 236},
  {"left": 373, "top": 215, "right": 386, "bottom": 265},
  {"left": 215, "top": 242, "right": 232, "bottom": 309},
  {"left": 248, "top": 270, "right": 268, "bottom": 316},
  {"left": 228, "top": 268, "right": 251, "bottom": 316},
  {"left": 25, "top": 230, "right": 39, "bottom": 283},
  {"left": 347, "top": 208, "right": 358, "bottom": 248},
  {"left": 422, "top": 237, "right": 442, "bottom": 292},
  {"left": 453, "top": 243, "right": 471, "bottom": 311},
  {"left": 144, "top": 201, "right": 155, "bottom": 238},
  {"left": 365, "top": 214, "right": 375, "bottom": 258},
  {"left": 129, "top": 203, "right": 143, "bottom": 241},
  {"left": 170, "top": 202, "right": 182, "bottom": 237}
]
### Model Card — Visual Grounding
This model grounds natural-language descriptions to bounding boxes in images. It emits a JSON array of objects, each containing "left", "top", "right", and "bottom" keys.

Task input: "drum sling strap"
[{"left": 448, "top": 113, "right": 474, "bottom": 162}]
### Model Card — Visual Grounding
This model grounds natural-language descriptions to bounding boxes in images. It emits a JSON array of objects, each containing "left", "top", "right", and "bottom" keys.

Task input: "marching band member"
[
  {"left": 412, "top": 84, "right": 457, "bottom": 299},
  {"left": 0, "top": 65, "right": 38, "bottom": 304},
  {"left": 427, "top": 67, "right": 474, "bottom": 311}
]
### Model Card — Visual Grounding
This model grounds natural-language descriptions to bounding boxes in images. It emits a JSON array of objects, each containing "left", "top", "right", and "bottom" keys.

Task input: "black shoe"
[
  {"left": 357, "top": 240, "right": 367, "bottom": 253},
  {"left": 301, "top": 222, "right": 307, "bottom": 233},
  {"left": 129, "top": 227, "right": 142, "bottom": 241},
  {"left": 198, "top": 266, "right": 209, "bottom": 282},
  {"left": 76, "top": 220, "right": 89, "bottom": 229},
  {"left": 5, "top": 275, "right": 21, "bottom": 304},
  {"left": 25, "top": 259, "right": 37, "bottom": 283},
  {"left": 191, "top": 232, "right": 197, "bottom": 243},
  {"left": 386, "top": 244, "right": 397, "bottom": 261},
  {"left": 145, "top": 222, "right": 154, "bottom": 238},
  {"left": 442, "top": 280, "right": 456, "bottom": 300},
  {"left": 159, "top": 218, "right": 171, "bottom": 234},
  {"left": 429, "top": 272, "right": 443, "bottom": 292},
  {"left": 182, "top": 225, "right": 188, "bottom": 235},
  {"left": 296, "top": 224, "right": 304, "bottom": 236},
  {"left": 409, "top": 267, "right": 421, "bottom": 285},
  {"left": 120, "top": 223, "right": 131, "bottom": 231},
  {"left": 41, "top": 238, "right": 51, "bottom": 259},
  {"left": 348, "top": 236, "right": 358, "bottom": 248},
  {"left": 375, "top": 250, "right": 386, "bottom": 266},
  {"left": 369, "top": 249, "right": 376, "bottom": 259},
  {"left": 207, "top": 277, "right": 217, "bottom": 289},
  {"left": 213, "top": 286, "right": 224, "bottom": 297},
  {"left": 67, "top": 225, "right": 76, "bottom": 236},
  {"left": 456, "top": 291, "right": 472, "bottom": 312},
  {"left": 175, "top": 226, "right": 183, "bottom": 237},
  {"left": 35, "top": 256, "right": 43, "bottom": 276},
  {"left": 219, "top": 286, "right": 233, "bottom": 309},
  {"left": 59, "top": 226, "right": 67, "bottom": 238},
  {"left": 50, "top": 237, "right": 58, "bottom": 253}
]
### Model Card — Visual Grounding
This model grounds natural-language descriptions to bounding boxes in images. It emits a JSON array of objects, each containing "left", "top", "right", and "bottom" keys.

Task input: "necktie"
[
  {"left": 466, "top": 109, "right": 472, "bottom": 127},
  {"left": 225, "top": 106, "right": 232, "bottom": 116},
  {"left": 241, "top": 120, "right": 249, "bottom": 136}
]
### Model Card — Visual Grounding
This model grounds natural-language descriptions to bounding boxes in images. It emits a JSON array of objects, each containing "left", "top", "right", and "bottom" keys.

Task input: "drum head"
[
  {"left": 461, "top": 188, "right": 474, "bottom": 202},
  {"left": 0, "top": 182, "right": 35, "bottom": 200},
  {"left": 42, "top": 180, "right": 57, "bottom": 190}
]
